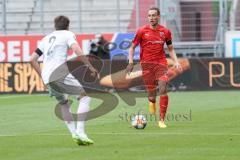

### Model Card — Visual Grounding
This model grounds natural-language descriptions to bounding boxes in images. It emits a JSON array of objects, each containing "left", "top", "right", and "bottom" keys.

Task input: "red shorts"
[{"left": 141, "top": 62, "right": 168, "bottom": 92}]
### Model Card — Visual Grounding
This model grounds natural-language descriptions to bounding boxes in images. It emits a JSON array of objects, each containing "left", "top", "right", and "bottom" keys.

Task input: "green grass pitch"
[{"left": 0, "top": 91, "right": 240, "bottom": 160}]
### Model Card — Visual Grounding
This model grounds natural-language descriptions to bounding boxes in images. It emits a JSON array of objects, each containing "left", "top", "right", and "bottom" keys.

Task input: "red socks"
[{"left": 160, "top": 95, "right": 169, "bottom": 121}]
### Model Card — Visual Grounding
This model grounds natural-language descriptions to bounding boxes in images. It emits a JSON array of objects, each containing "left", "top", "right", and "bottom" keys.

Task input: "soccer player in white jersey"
[{"left": 30, "top": 15, "right": 98, "bottom": 145}]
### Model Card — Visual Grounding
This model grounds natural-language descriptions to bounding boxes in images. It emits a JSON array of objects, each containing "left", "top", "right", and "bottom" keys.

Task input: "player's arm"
[
  {"left": 128, "top": 43, "right": 137, "bottom": 64},
  {"left": 167, "top": 43, "right": 182, "bottom": 71},
  {"left": 126, "top": 43, "right": 137, "bottom": 73},
  {"left": 71, "top": 43, "right": 99, "bottom": 78},
  {"left": 30, "top": 50, "right": 42, "bottom": 76},
  {"left": 127, "top": 28, "right": 142, "bottom": 73},
  {"left": 165, "top": 29, "right": 182, "bottom": 70}
]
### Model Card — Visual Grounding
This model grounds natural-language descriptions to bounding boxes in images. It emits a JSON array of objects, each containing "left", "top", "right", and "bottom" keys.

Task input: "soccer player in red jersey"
[{"left": 126, "top": 7, "right": 182, "bottom": 128}]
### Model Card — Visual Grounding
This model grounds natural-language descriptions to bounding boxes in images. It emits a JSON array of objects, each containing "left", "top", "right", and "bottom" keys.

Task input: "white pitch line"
[
  {"left": 0, "top": 94, "right": 46, "bottom": 99},
  {"left": 1, "top": 132, "right": 240, "bottom": 137}
]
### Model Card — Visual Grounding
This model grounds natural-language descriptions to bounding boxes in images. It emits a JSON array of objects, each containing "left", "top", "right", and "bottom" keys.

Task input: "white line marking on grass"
[
  {"left": 0, "top": 94, "right": 47, "bottom": 99},
  {"left": 1, "top": 132, "right": 240, "bottom": 137}
]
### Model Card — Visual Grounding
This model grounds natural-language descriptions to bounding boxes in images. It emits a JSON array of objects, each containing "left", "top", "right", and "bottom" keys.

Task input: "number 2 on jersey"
[{"left": 47, "top": 36, "right": 56, "bottom": 56}]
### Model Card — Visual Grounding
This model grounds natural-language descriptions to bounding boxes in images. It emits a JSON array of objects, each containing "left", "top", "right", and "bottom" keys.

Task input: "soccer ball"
[{"left": 131, "top": 115, "right": 147, "bottom": 129}]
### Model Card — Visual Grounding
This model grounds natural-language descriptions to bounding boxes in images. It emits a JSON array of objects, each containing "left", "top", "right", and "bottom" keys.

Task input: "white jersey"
[{"left": 38, "top": 30, "right": 77, "bottom": 84}]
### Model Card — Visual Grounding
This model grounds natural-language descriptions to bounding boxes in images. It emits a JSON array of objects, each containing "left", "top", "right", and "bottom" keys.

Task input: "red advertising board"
[{"left": 0, "top": 34, "right": 114, "bottom": 62}]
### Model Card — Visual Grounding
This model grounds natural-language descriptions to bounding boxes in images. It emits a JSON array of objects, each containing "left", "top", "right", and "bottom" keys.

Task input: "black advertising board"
[{"left": 1, "top": 58, "right": 240, "bottom": 94}]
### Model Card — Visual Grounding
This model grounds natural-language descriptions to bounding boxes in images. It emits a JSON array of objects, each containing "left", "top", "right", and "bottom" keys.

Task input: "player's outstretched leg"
[
  {"left": 147, "top": 87, "right": 157, "bottom": 114},
  {"left": 56, "top": 97, "right": 77, "bottom": 137},
  {"left": 75, "top": 96, "right": 94, "bottom": 145},
  {"left": 158, "top": 80, "right": 168, "bottom": 128},
  {"left": 159, "top": 95, "right": 168, "bottom": 128},
  {"left": 149, "top": 101, "right": 156, "bottom": 114}
]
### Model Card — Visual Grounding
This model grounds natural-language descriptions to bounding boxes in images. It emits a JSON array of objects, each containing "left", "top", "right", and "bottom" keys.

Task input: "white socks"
[
  {"left": 61, "top": 96, "right": 91, "bottom": 136},
  {"left": 76, "top": 96, "right": 90, "bottom": 135},
  {"left": 61, "top": 102, "right": 76, "bottom": 135}
]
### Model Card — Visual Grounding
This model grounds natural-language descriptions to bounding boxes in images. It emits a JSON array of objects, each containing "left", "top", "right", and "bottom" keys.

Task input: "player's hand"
[
  {"left": 174, "top": 62, "right": 182, "bottom": 72},
  {"left": 126, "top": 63, "right": 134, "bottom": 74},
  {"left": 89, "top": 66, "right": 100, "bottom": 79}
]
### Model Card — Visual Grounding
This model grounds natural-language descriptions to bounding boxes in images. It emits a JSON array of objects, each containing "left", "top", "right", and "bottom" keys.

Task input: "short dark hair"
[
  {"left": 148, "top": 7, "right": 160, "bottom": 15},
  {"left": 54, "top": 15, "right": 70, "bottom": 30}
]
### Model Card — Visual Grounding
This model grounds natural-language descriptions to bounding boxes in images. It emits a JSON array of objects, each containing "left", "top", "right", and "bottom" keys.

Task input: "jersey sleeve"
[
  {"left": 132, "top": 28, "right": 143, "bottom": 46},
  {"left": 165, "top": 29, "right": 172, "bottom": 43},
  {"left": 37, "top": 39, "right": 44, "bottom": 53},
  {"left": 35, "top": 39, "right": 44, "bottom": 56},
  {"left": 66, "top": 32, "right": 78, "bottom": 47}
]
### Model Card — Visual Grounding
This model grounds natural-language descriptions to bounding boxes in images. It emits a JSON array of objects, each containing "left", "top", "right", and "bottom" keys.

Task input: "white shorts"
[{"left": 47, "top": 74, "right": 85, "bottom": 103}]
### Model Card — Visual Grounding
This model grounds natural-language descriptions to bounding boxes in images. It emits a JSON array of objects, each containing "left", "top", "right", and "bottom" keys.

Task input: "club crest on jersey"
[
  {"left": 144, "top": 33, "right": 149, "bottom": 36},
  {"left": 159, "top": 32, "right": 165, "bottom": 38}
]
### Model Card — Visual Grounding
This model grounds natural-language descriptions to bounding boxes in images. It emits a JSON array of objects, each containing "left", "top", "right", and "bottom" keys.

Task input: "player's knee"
[
  {"left": 76, "top": 91, "right": 87, "bottom": 100},
  {"left": 148, "top": 97, "right": 156, "bottom": 103},
  {"left": 160, "top": 89, "right": 167, "bottom": 95},
  {"left": 55, "top": 95, "right": 68, "bottom": 105},
  {"left": 158, "top": 81, "right": 167, "bottom": 95},
  {"left": 159, "top": 86, "right": 167, "bottom": 95}
]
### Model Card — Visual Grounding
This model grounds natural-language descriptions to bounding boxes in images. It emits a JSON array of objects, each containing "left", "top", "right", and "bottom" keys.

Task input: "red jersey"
[{"left": 132, "top": 24, "right": 172, "bottom": 65}]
